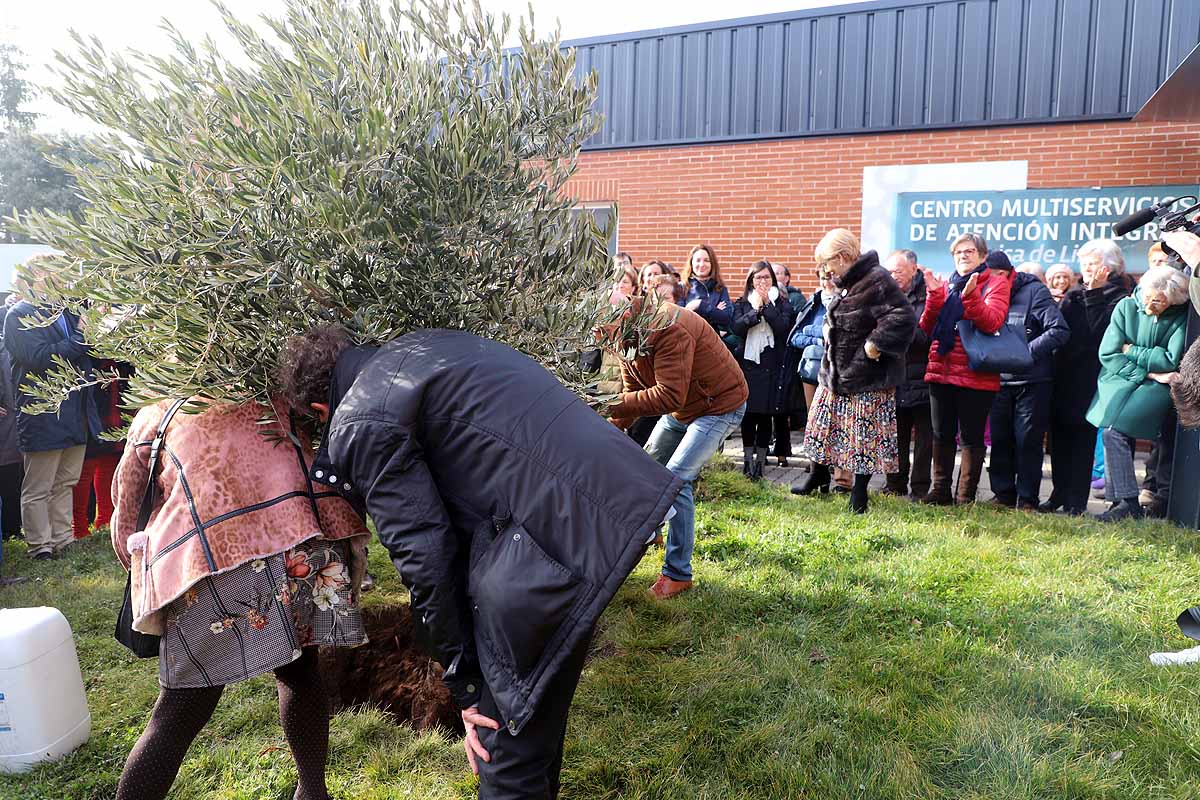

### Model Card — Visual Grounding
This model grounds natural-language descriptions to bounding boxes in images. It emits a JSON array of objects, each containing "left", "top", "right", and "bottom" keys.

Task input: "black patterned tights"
[{"left": 115, "top": 648, "right": 330, "bottom": 800}]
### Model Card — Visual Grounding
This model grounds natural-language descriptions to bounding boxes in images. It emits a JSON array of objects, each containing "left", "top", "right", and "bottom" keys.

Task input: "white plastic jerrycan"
[{"left": 0, "top": 607, "right": 91, "bottom": 773}]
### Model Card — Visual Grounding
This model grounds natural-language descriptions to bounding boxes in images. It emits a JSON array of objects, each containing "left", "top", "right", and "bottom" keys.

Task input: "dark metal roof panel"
[{"left": 565, "top": 0, "right": 1200, "bottom": 150}]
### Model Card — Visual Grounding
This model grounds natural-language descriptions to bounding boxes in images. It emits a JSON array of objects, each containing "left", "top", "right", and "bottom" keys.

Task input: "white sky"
[{"left": 1, "top": 0, "right": 858, "bottom": 133}]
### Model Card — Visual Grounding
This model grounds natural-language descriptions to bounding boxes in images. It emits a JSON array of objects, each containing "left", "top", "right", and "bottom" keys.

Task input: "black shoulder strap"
[
  {"left": 136, "top": 398, "right": 187, "bottom": 533},
  {"left": 287, "top": 411, "right": 326, "bottom": 534}
]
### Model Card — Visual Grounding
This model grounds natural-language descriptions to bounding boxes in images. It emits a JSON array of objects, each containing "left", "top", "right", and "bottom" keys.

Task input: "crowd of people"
[
  {"left": 603, "top": 229, "right": 1200, "bottom": 535},
  {"left": 2, "top": 230, "right": 1200, "bottom": 800}
]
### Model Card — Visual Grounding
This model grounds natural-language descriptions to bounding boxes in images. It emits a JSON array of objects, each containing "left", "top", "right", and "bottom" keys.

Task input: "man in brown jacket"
[{"left": 608, "top": 305, "right": 748, "bottom": 598}]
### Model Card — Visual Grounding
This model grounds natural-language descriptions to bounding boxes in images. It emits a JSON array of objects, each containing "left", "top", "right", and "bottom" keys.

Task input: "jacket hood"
[
  {"left": 1011, "top": 271, "right": 1041, "bottom": 293},
  {"left": 328, "top": 345, "right": 381, "bottom": 416},
  {"left": 311, "top": 344, "right": 381, "bottom": 502}
]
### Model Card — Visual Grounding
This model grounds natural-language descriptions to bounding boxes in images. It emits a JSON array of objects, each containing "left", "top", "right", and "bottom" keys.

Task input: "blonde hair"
[{"left": 814, "top": 228, "right": 861, "bottom": 265}]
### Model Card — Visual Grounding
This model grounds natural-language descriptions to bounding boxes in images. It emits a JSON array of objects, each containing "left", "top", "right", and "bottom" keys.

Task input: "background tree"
[
  {"left": 15, "top": 0, "right": 644, "bottom": 413},
  {"left": 0, "top": 43, "right": 37, "bottom": 134},
  {"left": 0, "top": 41, "right": 99, "bottom": 243},
  {"left": 0, "top": 133, "right": 100, "bottom": 243}
]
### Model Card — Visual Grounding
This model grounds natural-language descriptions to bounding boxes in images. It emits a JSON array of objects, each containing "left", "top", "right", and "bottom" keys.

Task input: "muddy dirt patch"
[{"left": 320, "top": 603, "right": 463, "bottom": 733}]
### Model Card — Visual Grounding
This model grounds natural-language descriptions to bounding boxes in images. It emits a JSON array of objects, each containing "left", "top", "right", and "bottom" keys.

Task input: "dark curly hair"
[{"left": 275, "top": 324, "right": 353, "bottom": 420}]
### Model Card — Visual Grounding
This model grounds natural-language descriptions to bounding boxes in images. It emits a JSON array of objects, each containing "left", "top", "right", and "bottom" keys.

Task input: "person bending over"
[
  {"left": 276, "top": 325, "right": 681, "bottom": 799},
  {"left": 604, "top": 301, "right": 747, "bottom": 599}
]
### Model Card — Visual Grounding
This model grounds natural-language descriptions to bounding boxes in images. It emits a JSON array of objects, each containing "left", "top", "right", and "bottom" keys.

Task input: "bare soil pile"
[{"left": 320, "top": 603, "right": 463, "bottom": 733}]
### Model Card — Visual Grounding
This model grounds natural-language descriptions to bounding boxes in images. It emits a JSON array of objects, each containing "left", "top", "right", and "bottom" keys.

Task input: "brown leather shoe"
[{"left": 649, "top": 574, "right": 693, "bottom": 600}]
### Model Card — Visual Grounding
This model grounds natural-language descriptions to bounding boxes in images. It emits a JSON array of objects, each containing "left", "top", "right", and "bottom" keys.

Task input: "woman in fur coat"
[{"left": 792, "top": 229, "right": 917, "bottom": 513}]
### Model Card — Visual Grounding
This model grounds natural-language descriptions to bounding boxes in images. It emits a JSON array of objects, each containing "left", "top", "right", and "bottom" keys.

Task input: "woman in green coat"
[{"left": 1086, "top": 266, "right": 1189, "bottom": 522}]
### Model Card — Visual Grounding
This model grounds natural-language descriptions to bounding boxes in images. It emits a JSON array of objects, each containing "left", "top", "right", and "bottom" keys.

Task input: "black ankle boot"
[
  {"left": 751, "top": 446, "right": 768, "bottom": 481},
  {"left": 792, "top": 463, "right": 831, "bottom": 495},
  {"left": 1095, "top": 498, "right": 1144, "bottom": 523},
  {"left": 849, "top": 474, "right": 870, "bottom": 514},
  {"left": 742, "top": 452, "right": 753, "bottom": 478}
]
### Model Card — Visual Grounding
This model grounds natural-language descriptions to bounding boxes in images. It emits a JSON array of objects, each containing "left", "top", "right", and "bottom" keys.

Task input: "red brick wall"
[{"left": 566, "top": 120, "right": 1200, "bottom": 294}]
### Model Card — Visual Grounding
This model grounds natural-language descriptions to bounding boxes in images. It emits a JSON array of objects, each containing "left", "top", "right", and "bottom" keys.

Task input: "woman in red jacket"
[{"left": 919, "top": 234, "right": 1013, "bottom": 505}]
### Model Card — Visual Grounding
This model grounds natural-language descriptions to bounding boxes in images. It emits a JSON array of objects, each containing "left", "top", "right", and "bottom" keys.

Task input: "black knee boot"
[{"left": 850, "top": 474, "right": 870, "bottom": 514}]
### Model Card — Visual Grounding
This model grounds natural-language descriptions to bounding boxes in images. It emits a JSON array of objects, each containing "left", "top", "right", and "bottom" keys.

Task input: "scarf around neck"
[{"left": 932, "top": 263, "right": 987, "bottom": 355}]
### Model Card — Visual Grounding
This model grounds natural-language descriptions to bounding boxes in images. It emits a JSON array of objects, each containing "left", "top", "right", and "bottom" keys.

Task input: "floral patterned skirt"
[
  {"left": 802, "top": 386, "right": 899, "bottom": 475},
  {"left": 158, "top": 537, "right": 367, "bottom": 689}
]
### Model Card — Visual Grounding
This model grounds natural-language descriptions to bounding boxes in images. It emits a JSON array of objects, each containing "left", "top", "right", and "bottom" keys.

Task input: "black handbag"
[
  {"left": 114, "top": 399, "right": 186, "bottom": 658},
  {"left": 955, "top": 319, "right": 1034, "bottom": 374}
]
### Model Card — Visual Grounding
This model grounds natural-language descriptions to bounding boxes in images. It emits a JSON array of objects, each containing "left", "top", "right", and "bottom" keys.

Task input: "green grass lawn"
[{"left": 5, "top": 464, "right": 1200, "bottom": 799}]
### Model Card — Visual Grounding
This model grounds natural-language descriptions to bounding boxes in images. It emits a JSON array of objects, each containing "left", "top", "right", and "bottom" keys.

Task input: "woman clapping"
[{"left": 730, "top": 261, "right": 796, "bottom": 479}]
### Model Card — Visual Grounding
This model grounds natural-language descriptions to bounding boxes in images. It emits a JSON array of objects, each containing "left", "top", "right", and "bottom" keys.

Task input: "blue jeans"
[{"left": 644, "top": 403, "right": 746, "bottom": 582}]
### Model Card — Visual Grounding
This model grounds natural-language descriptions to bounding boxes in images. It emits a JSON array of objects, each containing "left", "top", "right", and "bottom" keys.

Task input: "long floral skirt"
[
  {"left": 158, "top": 537, "right": 367, "bottom": 689},
  {"left": 802, "top": 386, "right": 899, "bottom": 475}
]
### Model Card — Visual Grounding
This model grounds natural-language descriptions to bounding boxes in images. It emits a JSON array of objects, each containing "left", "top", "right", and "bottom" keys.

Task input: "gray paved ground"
[{"left": 724, "top": 431, "right": 1151, "bottom": 517}]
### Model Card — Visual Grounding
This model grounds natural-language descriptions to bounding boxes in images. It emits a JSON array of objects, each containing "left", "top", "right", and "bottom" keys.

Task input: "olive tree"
[{"left": 15, "top": 0, "right": 633, "bottom": 412}]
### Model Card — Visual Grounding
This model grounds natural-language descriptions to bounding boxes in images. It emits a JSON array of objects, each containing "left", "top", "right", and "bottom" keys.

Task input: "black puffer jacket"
[
  {"left": 1052, "top": 275, "right": 1129, "bottom": 425},
  {"left": 311, "top": 330, "right": 683, "bottom": 735},
  {"left": 896, "top": 271, "right": 931, "bottom": 408},
  {"left": 819, "top": 252, "right": 918, "bottom": 396}
]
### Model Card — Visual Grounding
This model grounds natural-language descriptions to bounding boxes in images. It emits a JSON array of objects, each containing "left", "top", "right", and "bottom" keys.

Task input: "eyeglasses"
[
  {"left": 953, "top": 248, "right": 978, "bottom": 257},
  {"left": 752, "top": 274, "right": 773, "bottom": 282}
]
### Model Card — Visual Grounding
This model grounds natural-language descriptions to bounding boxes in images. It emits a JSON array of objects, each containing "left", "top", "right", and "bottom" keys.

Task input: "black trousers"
[
  {"left": 987, "top": 383, "right": 1052, "bottom": 504},
  {"left": 741, "top": 412, "right": 773, "bottom": 451},
  {"left": 888, "top": 403, "right": 932, "bottom": 496},
  {"left": 771, "top": 413, "right": 792, "bottom": 458},
  {"left": 928, "top": 384, "right": 995, "bottom": 447},
  {"left": 1141, "top": 407, "right": 1178, "bottom": 505},
  {"left": 476, "top": 630, "right": 593, "bottom": 799},
  {"left": 0, "top": 462, "right": 22, "bottom": 537},
  {"left": 1046, "top": 420, "right": 1097, "bottom": 513}
]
